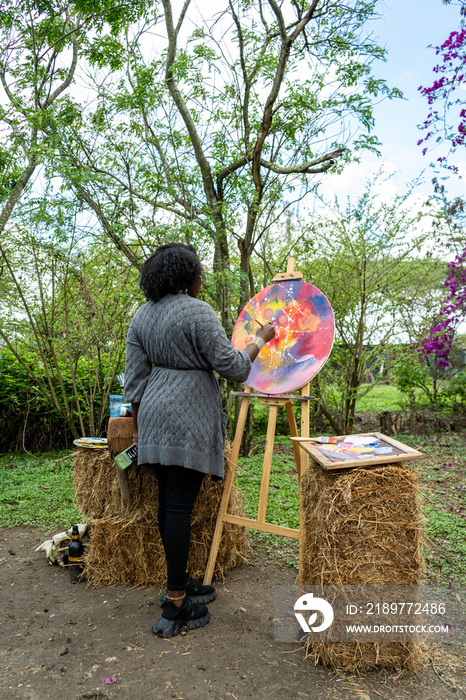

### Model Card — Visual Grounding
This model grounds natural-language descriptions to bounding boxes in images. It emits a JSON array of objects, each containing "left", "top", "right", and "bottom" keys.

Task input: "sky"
[{"left": 321, "top": 0, "right": 464, "bottom": 202}]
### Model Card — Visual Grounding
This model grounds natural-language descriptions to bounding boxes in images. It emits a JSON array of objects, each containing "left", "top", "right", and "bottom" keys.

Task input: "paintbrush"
[
  {"left": 254, "top": 317, "right": 264, "bottom": 327},
  {"left": 290, "top": 436, "right": 338, "bottom": 444}
]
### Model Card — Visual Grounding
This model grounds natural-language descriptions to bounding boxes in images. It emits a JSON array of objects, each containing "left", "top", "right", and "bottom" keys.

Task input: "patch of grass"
[
  {"left": 237, "top": 435, "right": 300, "bottom": 569},
  {"left": 0, "top": 451, "right": 82, "bottom": 529},
  {"left": 355, "top": 384, "right": 406, "bottom": 413},
  {"left": 237, "top": 438, "right": 300, "bottom": 531},
  {"left": 397, "top": 433, "right": 466, "bottom": 586},
  {"left": 248, "top": 531, "right": 299, "bottom": 570}
]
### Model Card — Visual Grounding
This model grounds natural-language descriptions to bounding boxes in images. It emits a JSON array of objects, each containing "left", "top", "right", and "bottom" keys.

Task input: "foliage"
[
  {"left": 0, "top": 451, "right": 81, "bottom": 528},
  {"left": 0, "top": 0, "right": 83, "bottom": 239},
  {"left": 418, "top": 4, "right": 466, "bottom": 368},
  {"left": 393, "top": 352, "right": 434, "bottom": 409},
  {"left": 440, "top": 369, "right": 466, "bottom": 413},
  {"left": 0, "top": 202, "right": 137, "bottom": 439},
  {"left": 294, "top": 177, "right": 441, "bottom": 433},
  {"left": 420, "top": 246, "right": 466, "bottom": 367},
  {"left": 418, "top": 1, "right": 466, "bottom": 168},
  {"left": 0, "top": 348, "right": 76, "bottom": 452},
  {"left": 0, "top": 0, "right": 152, "bottom": 239},
  {"left": 49, "top": 0, "right": 401, "bottom": 328}
]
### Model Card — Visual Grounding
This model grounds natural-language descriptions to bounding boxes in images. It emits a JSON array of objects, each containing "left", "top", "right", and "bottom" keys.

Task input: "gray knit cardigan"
[{"left": 124, "top": 294, "right": 251, "bottom": 479}]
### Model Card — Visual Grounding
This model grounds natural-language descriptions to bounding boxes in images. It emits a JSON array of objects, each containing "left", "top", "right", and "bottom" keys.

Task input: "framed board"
[{"left": 291, "top": 432, "right": 425, "bottom": 471}]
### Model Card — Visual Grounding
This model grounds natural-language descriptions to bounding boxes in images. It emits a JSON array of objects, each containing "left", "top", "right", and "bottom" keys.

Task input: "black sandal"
[
  {"left": 152, "top": 597, "right": 211, "bottom": 638},
  {"left": 159, "top": 575, "right": 216, "bottom": 606}
]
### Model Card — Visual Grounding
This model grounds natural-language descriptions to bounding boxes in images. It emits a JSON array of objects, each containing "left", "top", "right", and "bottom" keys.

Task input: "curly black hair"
[{"left": 140, "top": 242, "right": 202, "bottom": 303}]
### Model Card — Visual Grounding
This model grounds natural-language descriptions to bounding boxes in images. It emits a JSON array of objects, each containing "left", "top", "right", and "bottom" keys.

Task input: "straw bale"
[
  {"left": 73, "top": 448, "right": 159, "bottom": 522},
  {"left": 73, "top": 448, "right": 116, "bottom": 520},
  {"left": 78, "top": 442, "right": 250, "bottom": 587},
  {"left": 307, "top": 640, "right": 423, "bottom": 672},
  {"left": 301, "top": 462, "right": 425, "bottom": 671}
]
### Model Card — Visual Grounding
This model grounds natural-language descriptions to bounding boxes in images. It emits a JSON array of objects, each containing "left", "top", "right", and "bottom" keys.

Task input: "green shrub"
[
  {"left": 441, "top": 370, "right": 466, "bottom": 413},
  {"left": 393, "top": 354, "right": 433, "bottom": 408},
  {"left": 0, "top": 349, "right": 121, "bottom": 451}
]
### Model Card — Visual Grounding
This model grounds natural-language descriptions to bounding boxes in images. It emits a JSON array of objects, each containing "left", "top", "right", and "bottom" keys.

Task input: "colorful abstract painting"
[
  {"left": 232, "top": 279, "right": 335, "bottom": 394},
  {"left": 314, "top": 435, "right": 402, "bottom": 462}
]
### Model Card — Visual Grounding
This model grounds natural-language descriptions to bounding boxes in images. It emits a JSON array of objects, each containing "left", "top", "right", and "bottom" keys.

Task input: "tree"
[
  {"left": 418, "top": 1, "right": 466, "bottom": 168},
  {"left": 0, "top": 199, "right": 138, "bottom": 437},
  {"left": 418, "top": 1, "right": 466, "bottom": 366},
  {"left": 53, "top": 0, "right": 399, "bottom": 331},
  {"left": 0, "top": 0, "right": 81, "bottom": 238},
  {"left": 295, "top": 179, "right": 440, "bottom": 433}
]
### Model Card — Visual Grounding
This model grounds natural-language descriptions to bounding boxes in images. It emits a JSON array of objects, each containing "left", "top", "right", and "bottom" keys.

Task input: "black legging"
[{"left": 154, "top": 464, "right": 205, "bottom": 591}]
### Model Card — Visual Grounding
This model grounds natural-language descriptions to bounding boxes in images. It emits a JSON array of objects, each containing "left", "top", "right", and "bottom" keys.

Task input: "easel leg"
[
  {"left": 300, "top": 382, "right": 310, "bottom": 470},
  {"left": 299, "top": 382, "right": 310, "bottom": 585},
  {"left": 257, "top": 404, "right": 278, "bottom": 523},
  {"left": 203, "top": 391, "right": 251, "bottom": 585},
  {"left": 285, "top": 400, "right": 301, "bottom": 480}
]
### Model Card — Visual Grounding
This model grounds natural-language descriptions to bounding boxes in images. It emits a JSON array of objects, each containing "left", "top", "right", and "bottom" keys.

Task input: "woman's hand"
[
  {"left": 256, "top": 322, "right": 275, "bottom": 343},
  {"left": 243, "top": 322, "right": 275, "bottom": 362}
]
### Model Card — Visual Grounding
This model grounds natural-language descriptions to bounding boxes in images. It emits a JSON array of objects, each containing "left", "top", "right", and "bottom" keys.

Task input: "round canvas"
[{"left": 232, "top": 279, "right": 335, "bottom": 394}]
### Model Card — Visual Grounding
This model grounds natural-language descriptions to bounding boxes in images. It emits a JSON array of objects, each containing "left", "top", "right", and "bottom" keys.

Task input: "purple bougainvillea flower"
[{"left": 104, "top": 677, "right": 117, "bottom": 685}]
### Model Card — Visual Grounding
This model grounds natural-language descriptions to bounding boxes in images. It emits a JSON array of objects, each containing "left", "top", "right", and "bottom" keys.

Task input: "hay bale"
[
  {"left": 308, "top": 640, "right": 423, "bottom": 673},
  {"left": 76, "top": 443, "right": 249, "bottom": 587},
  {"left": 83, "top": 519, "right": 165, "bottom": 587},
  {"left": 73, "top": 448, "right": 160, "bottom": 522},
  {"left": 73, "top": 448, "right": 116, "bottom": 520},
  {"left": 301, "top": 462, "right": 425, "bottom": 671}
]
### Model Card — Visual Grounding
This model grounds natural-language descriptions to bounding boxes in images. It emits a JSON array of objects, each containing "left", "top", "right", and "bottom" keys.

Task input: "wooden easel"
[{"left": 203, "top": 259, "right": 317, "bottom": 585}]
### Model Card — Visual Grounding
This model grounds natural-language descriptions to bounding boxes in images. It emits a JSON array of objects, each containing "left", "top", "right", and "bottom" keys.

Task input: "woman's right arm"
[{"left": 192, "top": 305, "right": 274, "bottom": 382}]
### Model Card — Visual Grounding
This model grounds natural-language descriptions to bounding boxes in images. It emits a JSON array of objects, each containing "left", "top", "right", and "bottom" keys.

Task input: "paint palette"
[
  {"left": 293, "top": 432, "right": 425, "bottom": 471},
  {"left": 232, "top": 279, "right": 335, "bottom": 394},
  {"left": 73, "top": 437, "right": 108, "bottom": 450}
]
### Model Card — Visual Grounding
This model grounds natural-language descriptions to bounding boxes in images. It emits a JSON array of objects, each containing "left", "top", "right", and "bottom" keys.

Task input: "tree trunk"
[
  {"left": 240, "top": 407, "right": 254, "bottom": 457},
  {"left": 378, "top": 411, "right": 403, "bottom": 436},
  {"left": 0, "top": 163, "right": 37, "bottom": 237},
  {"left": 213, "top": 230, "right": 234, "bottom": 333}
]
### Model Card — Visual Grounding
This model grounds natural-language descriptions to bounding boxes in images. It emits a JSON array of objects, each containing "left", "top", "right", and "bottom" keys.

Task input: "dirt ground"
[{"left": 1, "top": 528, "right": 465, "bottom": 700}]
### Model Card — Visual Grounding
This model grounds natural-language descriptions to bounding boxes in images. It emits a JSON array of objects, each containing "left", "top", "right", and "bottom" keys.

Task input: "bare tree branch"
[{"left": 44, "top": 18, "right": 79, "bottom": 107}]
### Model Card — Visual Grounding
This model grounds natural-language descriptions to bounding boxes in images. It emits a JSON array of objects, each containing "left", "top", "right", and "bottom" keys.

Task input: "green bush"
[
  {"left": 0, "top": 350, "right": 72, "bottom": 451},
  {"left": 441, "top": 370, "right": 466, "bottom": 413},
  {"left": 393, "top": 354, "right": 433, "bottom": 408},
  {"left": 0, "top": 349, "right": 121, "bottom": 451}
]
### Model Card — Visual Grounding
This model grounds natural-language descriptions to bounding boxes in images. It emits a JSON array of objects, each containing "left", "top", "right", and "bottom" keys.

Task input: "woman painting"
[{"left": 124, "top": 242, "right": 274, "bottom": 638}]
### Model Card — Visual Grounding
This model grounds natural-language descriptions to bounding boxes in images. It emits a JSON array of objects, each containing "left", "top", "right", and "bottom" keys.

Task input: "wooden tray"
[{"left": 291, "top": 432, "right": 424, "bottom": 471}]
